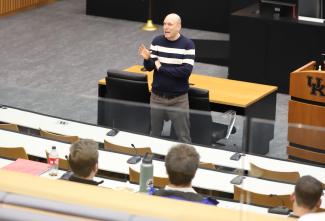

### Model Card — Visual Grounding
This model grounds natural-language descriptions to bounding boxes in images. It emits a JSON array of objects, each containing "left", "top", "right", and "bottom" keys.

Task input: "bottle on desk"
[
  {"left": 139, "top": 153, "right": 154, "bottom": 193},
  {"left": 321, "top": 53, "right": 325, "bottom": 71},
  {"left": 48, "top": 146, "right": 59, "bottom": 176},
  {"left": 317, "top": 53, "right": 325, "bottom": 71},
  {"left": 318, "top": 65, "right": 322, "bottom": 71}
]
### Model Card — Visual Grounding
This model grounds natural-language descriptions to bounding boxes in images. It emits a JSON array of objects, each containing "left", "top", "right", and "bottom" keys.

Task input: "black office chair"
[
  {"left": 188, "top": 87, "right": 236, "bottom": 146},
  {"left": 104, "top": 69, "right": 151, "bottom": 135}
]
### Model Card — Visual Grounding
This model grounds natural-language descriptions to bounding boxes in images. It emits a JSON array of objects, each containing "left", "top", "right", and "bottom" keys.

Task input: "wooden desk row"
[
  {"left": 0, "top": 157, "right": 138, "bottom": 191},
  {"left": 0, "top": 158, "right": 275, "bottom": 216},
  {"left": 0, "top": 169, "right": 290, "bottom": 221},
  {"left": 0, "top": 106, "right": 324, "bottom": 183},
  {"left": 0, "top": 129, "right": 324, "bottom": 209}
]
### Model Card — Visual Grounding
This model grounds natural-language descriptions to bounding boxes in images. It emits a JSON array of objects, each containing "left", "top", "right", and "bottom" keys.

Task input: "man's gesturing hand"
[{"left": 138, "top": 44, "right": 151, "bottom": 60}]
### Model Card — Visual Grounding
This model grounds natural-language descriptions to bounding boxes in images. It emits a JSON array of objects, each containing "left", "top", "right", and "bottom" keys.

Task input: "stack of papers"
[{"left": 2, "top": 158, "right": 52, "bottom": 176}]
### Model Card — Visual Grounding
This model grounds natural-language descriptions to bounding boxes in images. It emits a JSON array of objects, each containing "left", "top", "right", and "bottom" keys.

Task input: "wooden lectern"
[{"left": 287, "top": 61, "right": 325, "bottom": 165}]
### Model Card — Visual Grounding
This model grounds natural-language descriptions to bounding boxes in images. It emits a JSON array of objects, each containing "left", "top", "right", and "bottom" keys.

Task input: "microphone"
[
  {"left": 268, "top": 194, "right": 291, "bottom": 215},
  {"left": 131, "top": 144, "right": 138, "bottom": 155},
  {"left": 107, "top": 120, "right": 119, "bottom": 136},
  {"left": 230, "top": 152, "right": 245, "bottom": 161},
  {"left": 127, "top": 144, "right": 142, "bottom": 164},
  {"left": 95, "top": 180, "right": 104, "bottom": 185}
]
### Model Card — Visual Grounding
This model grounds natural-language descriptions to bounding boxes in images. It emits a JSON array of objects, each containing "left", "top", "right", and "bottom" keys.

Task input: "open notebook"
[{"left": 2, "top": 158, "right": 52, "bottom": 176}]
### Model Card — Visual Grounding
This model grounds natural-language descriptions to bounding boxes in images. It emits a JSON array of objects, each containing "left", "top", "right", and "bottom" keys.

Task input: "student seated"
[
  {"left": 153, "top": 144, "right": 218, "bottom": 205},
  {"left": 61, "top": 139, "right": 102, "bottom": 186},
  {"left": 289, "top": 175, "right": 323, "bottom": 218}
]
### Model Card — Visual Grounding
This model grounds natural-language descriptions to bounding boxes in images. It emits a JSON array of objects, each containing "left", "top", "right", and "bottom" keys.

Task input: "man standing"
[{"left": 138, "top": 13, "right": 195, "bottom": 143}]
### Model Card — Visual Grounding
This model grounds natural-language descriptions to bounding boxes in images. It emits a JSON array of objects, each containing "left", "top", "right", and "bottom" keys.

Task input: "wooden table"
[{"left": 98, "top": 65, "right": 278, "bottom": 154}]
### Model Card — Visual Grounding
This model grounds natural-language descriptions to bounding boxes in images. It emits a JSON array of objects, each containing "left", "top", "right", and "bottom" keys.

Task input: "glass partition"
[
  {"left": 0, "top": 0, "right": 324, "bottom": 219},
  {"left": 0, "top": 81, "right": 324, "bottom": 165},
  {"left": 0, "top": 76, "right": 324, "bottom": 220}
]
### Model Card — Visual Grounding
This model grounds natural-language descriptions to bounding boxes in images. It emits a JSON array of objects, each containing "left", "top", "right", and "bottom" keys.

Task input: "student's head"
[
  {"left": 292, "top": 175, "right": 323, "bottom": 214},
  {"left": 68, "top": 139, "right": 99, "bottom": 179},
  {"left": 163, "top": 13, "right": 182, "bottom": 41},
  {"left": 165, "top": 144, "right": 200, "bottom": 187}
]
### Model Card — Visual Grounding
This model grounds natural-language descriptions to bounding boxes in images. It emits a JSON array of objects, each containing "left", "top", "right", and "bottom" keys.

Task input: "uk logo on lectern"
[{"left": 307, "top": 76, "right": 325, "bottom": 96}]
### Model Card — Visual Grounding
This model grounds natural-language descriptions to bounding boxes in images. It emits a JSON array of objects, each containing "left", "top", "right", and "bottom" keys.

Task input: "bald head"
[
  {"left": 163, "top": 13, "right": 182, "bottom": 41},
  {"left": 165, "top": 13, "right": 182, "bottom": 25}
]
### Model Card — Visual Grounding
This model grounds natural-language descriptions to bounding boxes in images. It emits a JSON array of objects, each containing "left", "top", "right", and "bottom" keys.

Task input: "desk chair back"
[
  {"left": 199, "top": 162, "right": 216, "bottom": 170},
  {"left": 0, "top": 123, "right": 19, "bottom": 132},
  {"left": 104, "top": 140, "right": 152, "bottom": 157},
  {"left": 234, "top": 186, "right": 292, "bottom": 209},
  {"left": 0, "top": 147, "right": 28, "bottom": 160},
  {"left": 249, "top": 163, "right": 300, "bottom": 184},
  {"left": 105, "top": 69, "right": 151, "bottom": 135},
  {"left": 40, "top": 129, "right": 79, "bottom": 144},
  {"left": 129, "top": 167, "right": 169, "bottom": 188},
  {"left": 188, "top": 87, "right": 213, "bottom": 146},
  {"left": 188, "top": 87, "right": 236, "bottom": 146}
]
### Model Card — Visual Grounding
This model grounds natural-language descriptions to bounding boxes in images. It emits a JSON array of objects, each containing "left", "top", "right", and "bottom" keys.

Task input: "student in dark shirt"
[
  {"left": 289, "top": 175, "right": 323, "bottom": 218},
  {"left": 139, "top": 13, "right": 195, "bottom": 144},
  {"left": 152, "top": 144, "right": 218, "bottom": 205},
  {"left": 61, "top": 139, "right": 102, "bottom": 186}
]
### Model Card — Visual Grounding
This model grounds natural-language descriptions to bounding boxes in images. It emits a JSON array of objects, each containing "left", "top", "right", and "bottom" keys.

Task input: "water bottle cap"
[
  {"left": 142, "top": 157, "right": 152, "bottom": 164},
  {"left": 142, "top": 153, "right": 153, "bottom": 164}
]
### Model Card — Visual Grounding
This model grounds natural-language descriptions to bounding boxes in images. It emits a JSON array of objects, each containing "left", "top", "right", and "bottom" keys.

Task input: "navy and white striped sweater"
[{"left": 143, "top": 34, "right": 195, "bottom": 96}]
